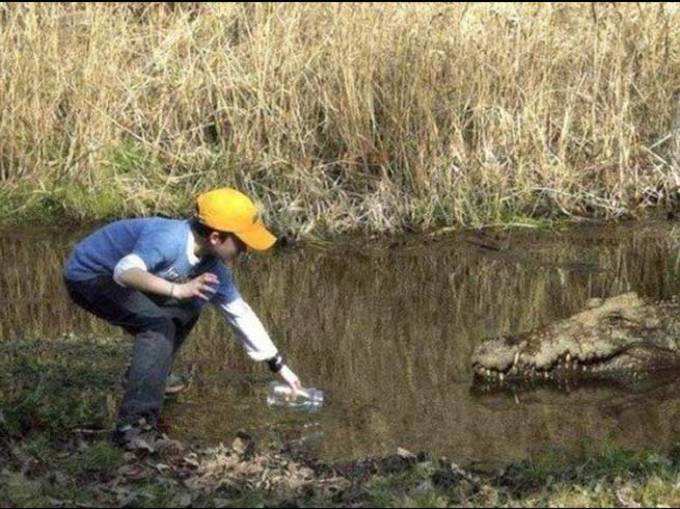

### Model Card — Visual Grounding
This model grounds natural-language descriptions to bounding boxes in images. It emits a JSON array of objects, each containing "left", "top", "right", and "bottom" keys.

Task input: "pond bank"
[
  {"left": 4, "top": 425, "right": 680, "bottom": 508},
  {"left": 3, "top": 335, "right": 680, "bottom": 507},
  {"left": 0, "top": 191, "right": 677, "bottom": 241}
]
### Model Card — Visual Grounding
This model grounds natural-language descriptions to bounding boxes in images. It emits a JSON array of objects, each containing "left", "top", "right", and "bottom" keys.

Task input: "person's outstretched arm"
[{"left": 218, "top": 297, "right": 303, "bottom": 392}]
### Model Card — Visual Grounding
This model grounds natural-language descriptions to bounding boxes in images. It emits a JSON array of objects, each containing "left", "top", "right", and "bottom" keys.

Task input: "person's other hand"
[{"left": 175, "top": 273, "right": 219, "bottom": 301}]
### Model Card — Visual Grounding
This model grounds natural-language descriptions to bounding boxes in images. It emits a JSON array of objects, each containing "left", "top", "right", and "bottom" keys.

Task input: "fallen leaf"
[
  {"left": 156, "top": 438, "right": 185, "bottom": 456},
  {"left": 49, "top": 470, "right": 69, "bottom": 487},
  {"left": 127, "top": 438, "right": 155, "bottom": 453},
  {"left": 117, "top": 464, "right": 147, "bottom": 480},
  {"left": 232, "top": 434, "right": 255, "bottom": 459},
  {"left": 116, "top": 492, "right": 138, "bottom": 507},
  {"left": 183, "top": 453, "right": 200, "bottom": 468},
  {"left": 616, "top": 487, "right": 641, "bottom": 508},
  {"left": 172, "top": 493, "right": 193, "bottom": 507},
  {"left": 232, "top": 437, "right": 247, "bottom": 455},
  {"left": 73, "top": 428, "right": 107, "bottom": 437},
  {"left": 155, "top": 463, "right": 171, "bottom": 474},
  {"left": 397, "top": 447, "right": 417, "bottom": 460},
  {"left": 298, "top": 467, "right": 315, "bottom": 479}
]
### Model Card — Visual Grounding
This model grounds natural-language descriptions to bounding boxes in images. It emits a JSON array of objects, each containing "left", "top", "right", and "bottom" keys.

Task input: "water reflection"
[{"left": 1, "top": 221, "right": 680, "bottom": 464}]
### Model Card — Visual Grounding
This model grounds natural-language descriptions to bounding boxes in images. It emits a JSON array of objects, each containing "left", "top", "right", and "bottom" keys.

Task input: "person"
[{"left": 62, "top": 188, "right": 303, "bottom": 448}]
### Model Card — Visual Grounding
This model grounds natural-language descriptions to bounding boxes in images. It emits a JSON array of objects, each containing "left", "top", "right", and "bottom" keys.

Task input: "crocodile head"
[{"left": 471, "top": 293, "right": 680, "bottom": 387}]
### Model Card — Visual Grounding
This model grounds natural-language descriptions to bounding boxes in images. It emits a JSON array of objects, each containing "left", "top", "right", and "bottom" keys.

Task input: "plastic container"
[{"left": 266, "top": 382, "right": 324, "bottom": 410}]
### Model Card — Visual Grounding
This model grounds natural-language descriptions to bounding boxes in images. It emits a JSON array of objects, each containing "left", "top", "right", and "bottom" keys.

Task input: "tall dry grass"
[{"left": 1, "top": 3, "right": 680, "bottom": 234}]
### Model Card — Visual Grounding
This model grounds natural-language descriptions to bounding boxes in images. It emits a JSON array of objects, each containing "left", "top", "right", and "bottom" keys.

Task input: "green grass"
[
  {"left": 0, "top": 336, "right": 126, "bottom": 437},
  {"left": 65, "top": 440, "right": 124, "bottom": 476}
]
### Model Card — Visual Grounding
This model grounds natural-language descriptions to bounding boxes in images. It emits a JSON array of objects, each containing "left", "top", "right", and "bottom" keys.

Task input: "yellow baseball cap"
[{"left": 196, "top": 188, "right": 277, "bottom": 251}]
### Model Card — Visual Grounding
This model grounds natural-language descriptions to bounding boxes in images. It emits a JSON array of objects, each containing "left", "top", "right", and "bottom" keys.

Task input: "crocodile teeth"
[
  {"left": 566, "top": 352, "right": 572, "bottom": 363},
  {"left": 513, "top": 352, "right": 520, "bottom": 368}
]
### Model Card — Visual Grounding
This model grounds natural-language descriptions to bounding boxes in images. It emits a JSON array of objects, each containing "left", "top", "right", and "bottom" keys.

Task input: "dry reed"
[{"left": 1, "top": 3, "right": 680, "bottom": 235}]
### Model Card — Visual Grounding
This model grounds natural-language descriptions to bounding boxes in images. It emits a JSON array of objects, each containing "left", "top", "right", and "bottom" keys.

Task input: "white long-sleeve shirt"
[{"left": 218, "top": 297, "right": 278, "bottom": 361}]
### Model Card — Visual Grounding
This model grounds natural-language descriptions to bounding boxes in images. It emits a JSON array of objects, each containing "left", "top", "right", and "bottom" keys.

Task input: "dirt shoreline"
[
  {"left": 3, "top": 423, "right": 680, "bottom": 508},
  {"left": 3, "top": 336, "right": 680, "bottom": 507}
]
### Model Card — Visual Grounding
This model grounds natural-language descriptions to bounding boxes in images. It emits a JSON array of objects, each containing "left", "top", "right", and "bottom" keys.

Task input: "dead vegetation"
[{"left": 2, "top": 3, "right": 680, "bottom": 234}]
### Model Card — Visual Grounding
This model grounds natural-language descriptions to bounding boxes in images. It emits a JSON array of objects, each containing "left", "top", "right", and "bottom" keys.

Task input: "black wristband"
[{"left": 267, "top": 354, "right": 285, "bottom": 373}]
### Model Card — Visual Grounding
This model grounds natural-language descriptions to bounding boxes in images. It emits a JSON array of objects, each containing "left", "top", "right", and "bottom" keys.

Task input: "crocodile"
[{"left": 471, "top": 292, "right": 680, "bottom": 387}]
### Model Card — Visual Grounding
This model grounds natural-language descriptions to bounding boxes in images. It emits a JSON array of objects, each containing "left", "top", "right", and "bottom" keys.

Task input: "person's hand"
[
  {"left": 279, "top": 365, "right": 304, "bottom": 396},
  {"left": 174, "top": 273, "right": 219, "bottom": 301}
]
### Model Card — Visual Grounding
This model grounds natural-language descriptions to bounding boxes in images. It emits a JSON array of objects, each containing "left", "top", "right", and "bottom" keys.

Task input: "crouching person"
[{"left": 62, "top": 188, "right": 302, "bottom": 448}]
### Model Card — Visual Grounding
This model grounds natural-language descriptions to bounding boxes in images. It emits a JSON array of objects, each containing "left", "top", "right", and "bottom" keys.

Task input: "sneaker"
[
  {"left": 166, "top": 364, "right": 197, "bottom": 395},
  {"left": 164, "top": 373, "right": 189, "bottom": 396},
  {"left": 120, "top": 372, "right": 191, "bottom": 396},
  {"left": 111, "top": 418, "right": 163, "bottom": 452}
]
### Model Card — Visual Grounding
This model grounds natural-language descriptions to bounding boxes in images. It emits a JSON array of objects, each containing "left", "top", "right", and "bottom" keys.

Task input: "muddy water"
[{"left": 2, "top": 221, "right": 680, "bottom": 466}]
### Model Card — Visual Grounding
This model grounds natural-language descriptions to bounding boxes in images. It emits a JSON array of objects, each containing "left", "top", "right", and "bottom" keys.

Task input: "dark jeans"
[{"left": 63, "top": 275, "right": 202, "bottom": 427}]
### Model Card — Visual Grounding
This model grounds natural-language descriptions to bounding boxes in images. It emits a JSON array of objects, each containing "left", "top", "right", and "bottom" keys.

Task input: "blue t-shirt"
[{"left": 63, "top": 218, "right": 240, "bottom": 305}]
